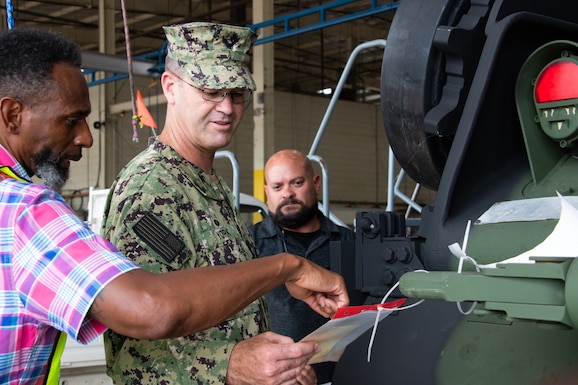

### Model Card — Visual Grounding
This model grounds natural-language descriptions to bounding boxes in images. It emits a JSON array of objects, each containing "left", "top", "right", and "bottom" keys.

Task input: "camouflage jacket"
[{"left": 102, "top": 139, "right": 269, "bottom": 384}]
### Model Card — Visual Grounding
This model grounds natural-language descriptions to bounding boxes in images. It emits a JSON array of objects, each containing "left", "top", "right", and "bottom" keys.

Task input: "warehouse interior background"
[
  {"left": 3, "top": 0, "right": 393, "bottom": 99},
  {"left": 0, "top": 0, "right": 434, "bottom": 227}
]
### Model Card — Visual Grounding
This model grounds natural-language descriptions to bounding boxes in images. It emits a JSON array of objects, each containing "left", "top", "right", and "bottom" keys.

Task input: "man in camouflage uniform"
[{"left": 102, "top": 22, "right": 321, "bottom": 384}]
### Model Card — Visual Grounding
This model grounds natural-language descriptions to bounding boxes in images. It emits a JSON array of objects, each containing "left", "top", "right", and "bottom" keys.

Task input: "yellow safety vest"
[{"left": 0, "top": 165, "right": 27, "bottom": 182}]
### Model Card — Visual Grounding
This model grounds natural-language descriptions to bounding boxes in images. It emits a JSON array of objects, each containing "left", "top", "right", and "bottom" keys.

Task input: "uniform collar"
[{"left": 150, "top": 138, "right": 231, "bottom": 202}]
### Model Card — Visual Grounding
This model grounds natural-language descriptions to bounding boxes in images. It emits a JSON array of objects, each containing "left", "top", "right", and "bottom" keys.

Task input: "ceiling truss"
[{"left": 2, "top": 0, "right": 396, "bottom": 102}]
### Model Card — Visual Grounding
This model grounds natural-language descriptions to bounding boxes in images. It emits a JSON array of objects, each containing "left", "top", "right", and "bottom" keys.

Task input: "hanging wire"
[
  {"left": 119, "top": 0, "right": 140, "bottom": 142},
  {"left": 6, "top": 0, "right": 14, "bottom": 29}
]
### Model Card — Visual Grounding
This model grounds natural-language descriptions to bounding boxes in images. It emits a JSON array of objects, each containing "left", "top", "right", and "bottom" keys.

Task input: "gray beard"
[
  {"left": 34, "top": 155, "right": 69, "bottom": 193},
  {"left": 36, "top": 162, "right": 68, "bottom": 193},
  {"left": 32, "top": 146, "right": 70, "bottom": 193}
]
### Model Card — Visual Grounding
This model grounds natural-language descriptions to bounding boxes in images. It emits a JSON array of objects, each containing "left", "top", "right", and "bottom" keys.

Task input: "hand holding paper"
[{"left": 300, "top": 299, "right": 405, "bottom": 364}]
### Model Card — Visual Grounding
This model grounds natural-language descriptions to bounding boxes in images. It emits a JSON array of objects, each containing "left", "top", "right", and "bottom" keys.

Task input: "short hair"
[
  {"left": 0, "top": 28, "right": 82, "bottom": 106},
  {"left": 164, "top": 56, "right": 185, "bottom": 79}
]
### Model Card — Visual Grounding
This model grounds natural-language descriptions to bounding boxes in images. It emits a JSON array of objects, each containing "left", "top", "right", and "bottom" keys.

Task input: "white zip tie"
[{"left": 366, "top": 271, "right": 428, "bottom": 362}]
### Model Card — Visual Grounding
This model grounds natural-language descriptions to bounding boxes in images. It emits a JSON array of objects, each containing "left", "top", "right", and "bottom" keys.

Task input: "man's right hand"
[
  {"left": 226, "top": 332, "right": 319, "bottom": 385},
  {"left": 284, "top": 254, "right": 349, "bottom": 318}
]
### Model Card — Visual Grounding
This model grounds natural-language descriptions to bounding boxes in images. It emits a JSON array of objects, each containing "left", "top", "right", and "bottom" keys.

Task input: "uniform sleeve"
[{"left": 102, "top": 176, "right": 196, "bottom": 273}]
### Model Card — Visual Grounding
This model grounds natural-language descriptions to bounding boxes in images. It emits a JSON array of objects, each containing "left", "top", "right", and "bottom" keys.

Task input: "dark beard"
[
  {"left": 32, "top": 147, "right": 69, "bottom": 193},
  {"left": 270, "top": 199, "right": 317, "bottom": 229}
]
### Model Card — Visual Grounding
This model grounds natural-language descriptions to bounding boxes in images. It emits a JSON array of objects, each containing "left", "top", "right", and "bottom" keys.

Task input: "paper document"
[{"left": 300, "top": 299, "right": 405, "bottom": 364}]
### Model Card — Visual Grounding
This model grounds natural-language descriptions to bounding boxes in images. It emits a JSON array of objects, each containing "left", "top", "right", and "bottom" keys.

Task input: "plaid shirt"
[{"left": 0, "top": 145, "right": 139, "bottom": 384}]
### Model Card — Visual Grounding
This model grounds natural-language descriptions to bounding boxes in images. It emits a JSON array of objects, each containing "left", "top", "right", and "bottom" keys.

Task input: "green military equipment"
[{"left": 400, "top": 257, "right": 578, "bottom": 327}]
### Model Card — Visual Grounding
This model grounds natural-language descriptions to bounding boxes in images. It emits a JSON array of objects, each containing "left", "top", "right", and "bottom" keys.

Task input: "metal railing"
[
  {"left": 215, "top": 150, "right": 240, "bottom": 211},
  {"left": 307, "top": 39, "right": 423, "bottom": 224}
]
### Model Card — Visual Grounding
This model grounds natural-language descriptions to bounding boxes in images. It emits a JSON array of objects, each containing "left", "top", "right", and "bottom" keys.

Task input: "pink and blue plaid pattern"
[{"left": 0, "top": 145, "right": 139, "bottom": 384}]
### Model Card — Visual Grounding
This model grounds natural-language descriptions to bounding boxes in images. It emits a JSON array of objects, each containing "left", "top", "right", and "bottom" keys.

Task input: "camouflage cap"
[{"left": 163, "top": 22, "right": 257, "bottom": 91}]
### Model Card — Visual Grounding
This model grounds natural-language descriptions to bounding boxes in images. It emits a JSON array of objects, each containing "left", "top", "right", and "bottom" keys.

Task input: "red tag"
[{"left": 333, "top": 298, "right": 407, "bottom": 319}]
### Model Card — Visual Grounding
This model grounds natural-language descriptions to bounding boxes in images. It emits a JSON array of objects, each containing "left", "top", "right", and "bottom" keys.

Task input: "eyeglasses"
[{"left": 175, "top": 74, "right": 252, "bottom": 104}]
